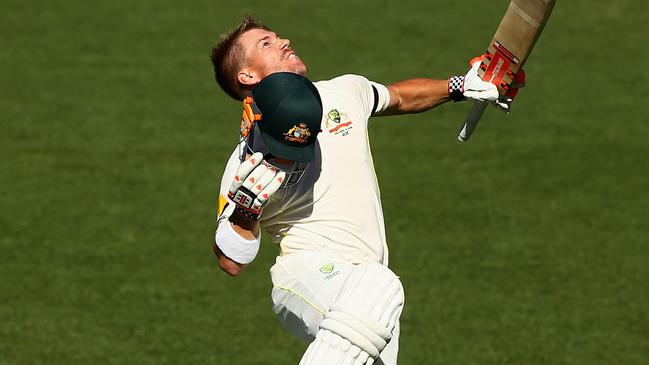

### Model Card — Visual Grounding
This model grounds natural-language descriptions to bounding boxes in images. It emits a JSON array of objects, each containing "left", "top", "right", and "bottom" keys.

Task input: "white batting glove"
[
  {"left": 462, "top": 60, "right": 499, "bottom": 102},
  {"left": 228, "top": 152, "right": 286, "bottom": 221}
]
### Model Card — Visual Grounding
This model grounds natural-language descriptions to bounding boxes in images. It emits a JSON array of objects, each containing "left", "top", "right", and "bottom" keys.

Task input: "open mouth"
[{"left": 284, "top": 50, "right": 297, "bottom": 60}]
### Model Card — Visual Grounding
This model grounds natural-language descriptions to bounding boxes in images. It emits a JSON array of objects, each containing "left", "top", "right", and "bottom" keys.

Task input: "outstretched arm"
[
  {"left": 381, "top": 78, "right": 451, "bottom": 115},
  {"left": 379, "top": 57, "right": 503, "bottom": 116}
]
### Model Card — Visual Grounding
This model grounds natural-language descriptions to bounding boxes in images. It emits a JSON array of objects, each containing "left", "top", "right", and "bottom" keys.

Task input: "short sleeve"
[{"left": 329, "top": 74, "right": 390, "bottom": 120}]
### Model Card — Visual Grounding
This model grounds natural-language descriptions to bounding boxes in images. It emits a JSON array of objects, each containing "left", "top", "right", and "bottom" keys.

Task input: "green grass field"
[{"left": 1, "top": 0, "right": 648, "bottom": 364}]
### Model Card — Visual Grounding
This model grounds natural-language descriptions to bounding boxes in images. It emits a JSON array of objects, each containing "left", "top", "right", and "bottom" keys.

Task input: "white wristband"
[{"left": 214, "top": 219, "right": 260, "bottom": 265}]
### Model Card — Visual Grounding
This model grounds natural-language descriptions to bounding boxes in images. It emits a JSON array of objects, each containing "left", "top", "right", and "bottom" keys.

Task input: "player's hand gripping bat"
[{"left": 458, "top": 0, "right": 556, "bottom": 142}]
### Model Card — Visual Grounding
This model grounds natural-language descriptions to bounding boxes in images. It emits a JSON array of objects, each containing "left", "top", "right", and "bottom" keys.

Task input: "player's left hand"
[{"left": 228, "top": 152, "right": 285, "bottom": 221}]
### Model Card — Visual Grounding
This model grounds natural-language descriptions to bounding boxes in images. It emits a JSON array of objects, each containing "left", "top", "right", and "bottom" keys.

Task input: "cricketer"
[{"left": 211, "top": 16, "right": 517, "bottom": 364}]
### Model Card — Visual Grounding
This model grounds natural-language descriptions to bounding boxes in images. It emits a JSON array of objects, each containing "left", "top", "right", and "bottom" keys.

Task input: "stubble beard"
[
  {"left": 283, "top": 54, "right": 308, "bottom": 76},
  {"left": 292, "top": 62, "right": 308, "bottom": 76},
  {"left": 253, "top": 55, "right": 308, "bottom": 82}
]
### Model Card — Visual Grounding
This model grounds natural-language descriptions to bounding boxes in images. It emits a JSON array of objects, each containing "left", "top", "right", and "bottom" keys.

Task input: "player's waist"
[{"left": 273, "top": 225, "right": 385, "bottom": 264}]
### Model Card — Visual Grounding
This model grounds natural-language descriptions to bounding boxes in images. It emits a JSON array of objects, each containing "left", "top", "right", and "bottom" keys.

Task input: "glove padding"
[{"left": 228, "top": 152, "right": 285, "bottom": 221}]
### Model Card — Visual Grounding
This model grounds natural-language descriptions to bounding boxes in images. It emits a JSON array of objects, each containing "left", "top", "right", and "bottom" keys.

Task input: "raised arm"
[
  {"left": 382, "top": 78, "right": 451, "bottom": 115},
  {"left": 380, "top": 58, "right": 503, "bottom": 116}
]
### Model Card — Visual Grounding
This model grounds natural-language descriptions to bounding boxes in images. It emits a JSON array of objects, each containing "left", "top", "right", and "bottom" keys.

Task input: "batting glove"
[
  {"left": 462, "top": 57, "right": 500, "bottom": 102},
  {"left": 228, "top": 152, "right": 285, "bottom": 221}
]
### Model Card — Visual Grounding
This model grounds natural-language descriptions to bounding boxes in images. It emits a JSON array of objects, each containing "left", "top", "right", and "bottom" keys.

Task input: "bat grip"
[{"left": 457, "top": 101, "right": 488, "bottom": 142}]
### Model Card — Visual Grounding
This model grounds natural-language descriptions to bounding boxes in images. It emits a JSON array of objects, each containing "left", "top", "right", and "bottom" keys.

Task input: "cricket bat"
[{"left": 457, "top": 0, "right": 556, "bottom": 142}]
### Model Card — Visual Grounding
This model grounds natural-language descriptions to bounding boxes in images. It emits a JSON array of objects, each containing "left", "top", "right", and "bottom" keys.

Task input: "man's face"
[{"left": 238, "top": 28, "right": 307, "bottom": 83}]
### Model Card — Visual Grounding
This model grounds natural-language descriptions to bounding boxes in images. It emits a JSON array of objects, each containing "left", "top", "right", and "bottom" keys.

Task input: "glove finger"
[
  {"left": 467, "top": 79, "right": 497, "bottom": 92},
  {"left": 256, "top": 171, "right": 286, "bottom": 205},
  {"left": 464, "top": 90, "right": 496, "bottom": 102},
  {"left": 465, "top": 83, "right": 499, "bottom": 102},
  {"left": 469, "top": 54, "right": 486, "bottom": 67},
  {"left": 242, "top": 164, "right": 269, "bottom": 190},
  {"left": 465, "top": 62, "right": 480, "bottom": 80},
  {"left": 229, "top": 152, "right": 264, "bottom": 195},
  {"left": 249, "top": 166, "right": 278, "bottom": 195}
]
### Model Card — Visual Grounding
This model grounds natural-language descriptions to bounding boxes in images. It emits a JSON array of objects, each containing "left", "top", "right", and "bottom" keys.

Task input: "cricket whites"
[{"left": 458, "top": 0, "right": 556, "bottom": 142}]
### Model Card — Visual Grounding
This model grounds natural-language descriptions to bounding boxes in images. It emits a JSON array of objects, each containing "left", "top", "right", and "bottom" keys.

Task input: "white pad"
[
  {"left": 300, "top": 263, "right": 404, "bottom": 364},
  {"left": 300, "top": 329, "right": 373, "bottom": 365}
]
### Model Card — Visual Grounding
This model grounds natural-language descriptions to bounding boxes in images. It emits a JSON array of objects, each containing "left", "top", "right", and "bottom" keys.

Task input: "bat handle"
[{"left": 457, "top": 101, "right": 488, "bottom": 142}]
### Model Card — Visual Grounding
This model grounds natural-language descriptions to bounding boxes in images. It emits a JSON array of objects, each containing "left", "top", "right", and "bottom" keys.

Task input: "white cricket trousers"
[{"left": 270, "top": 250, "right": 400, "bottom": 365}]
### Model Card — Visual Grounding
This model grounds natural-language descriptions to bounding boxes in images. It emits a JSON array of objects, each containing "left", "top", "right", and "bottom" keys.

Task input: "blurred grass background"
[{"left": 1, "top": 0, "right": 647, "bottom": 364}]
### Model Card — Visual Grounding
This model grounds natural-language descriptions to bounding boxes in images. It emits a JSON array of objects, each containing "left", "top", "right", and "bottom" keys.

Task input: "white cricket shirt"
[{"left": 217, "top": 74, "right": 391, "bottom": 265}]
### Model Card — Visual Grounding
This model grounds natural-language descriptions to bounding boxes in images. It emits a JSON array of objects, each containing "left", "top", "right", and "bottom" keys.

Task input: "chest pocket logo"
[{"left": 325, "top": 109, "right": 353, "bottom": 137}]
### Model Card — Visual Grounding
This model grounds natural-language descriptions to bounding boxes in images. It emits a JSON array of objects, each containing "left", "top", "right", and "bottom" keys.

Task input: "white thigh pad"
[{"left": 301, "top": 263, "right": 404, "bottom": 364}]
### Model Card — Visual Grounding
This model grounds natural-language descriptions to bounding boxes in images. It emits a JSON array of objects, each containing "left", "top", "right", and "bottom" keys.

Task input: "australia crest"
[{"left": 284, "top": 123, "right": 311, "bottom": 144}]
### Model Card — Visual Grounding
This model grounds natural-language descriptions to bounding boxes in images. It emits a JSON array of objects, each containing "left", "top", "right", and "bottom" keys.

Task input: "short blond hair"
[{"left": 210, "top": 16, "right": 269, "bottom": 100}]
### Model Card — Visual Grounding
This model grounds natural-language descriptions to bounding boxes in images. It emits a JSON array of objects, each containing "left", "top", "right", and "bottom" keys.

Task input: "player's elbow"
[
  {"left": 221, "top": 266, "right": 241, "bottom": 277},
  {"left": 219, "top": 256, "right": 245, "bottom": 276}
]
